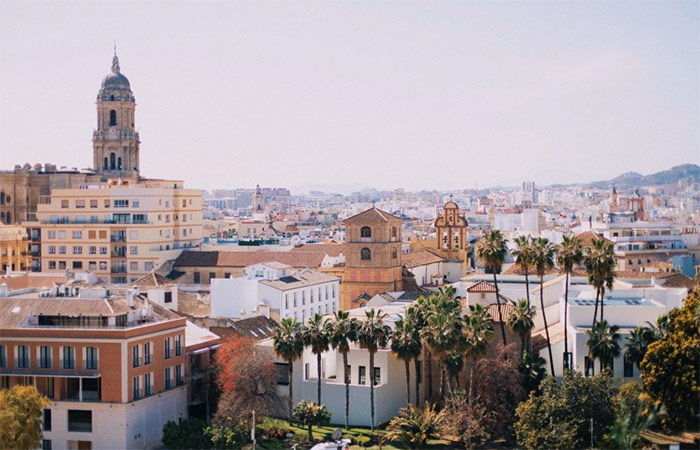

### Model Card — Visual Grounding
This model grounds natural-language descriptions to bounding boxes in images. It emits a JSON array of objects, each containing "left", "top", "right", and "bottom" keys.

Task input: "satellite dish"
[{"left": 332, "top": 428, "right": 342, "bottom": 441}]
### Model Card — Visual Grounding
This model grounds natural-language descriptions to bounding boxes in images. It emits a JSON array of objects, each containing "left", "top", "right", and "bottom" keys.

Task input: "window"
[
  {"left": 345, "top": 365, "right": 351, "bottom": 383},
  {"left": 175, "top": 335, "right": 182, "bottom": 356},
  {"left": 0, "top": 345, "right": 5, "bottom": 367},
  {"left": 75, "top": 200, "right": 85, "bottom": 209},
  {"left": 85, "top": 347, "right": 98, "bottom": 370},
  {"left": 132, "top": 376, "right": 141, "bottom": 400},
  {"left": 208, "top": 272, "right": 215, "bottom": 282},
  {"left": 48, "top": 231, "right": 56, "bottom": 239},
  {"left": 293, "top": 292, "right": 297, "bottom": 307},
  {"left": 48, "top": 246, "right": 56, "bottom": 254},
  {"left": 43, "top": 409, "right": 51, "bottom": 431},
  {"left": 302, "top": 291, "right": 306, "bottom": 305},
  {"left": 88, "top": 261, "right": 96, "bottom": 270},
  {"left": 129, "top": 262, "right": 138, "bottom": 271},
  {"left": 304, "top": 363, "right": 310, "bottom": 381},
  {"left": 145, "top": 372, "right": 153, "bottom": 396},
  {"left": 62, "top": 346, "right": 75, "bottom": 369},
  {"left": 58, "top": 261, "right": 66, "bottom": 270},
  {"left": 58, "top": 231, "right": 66, "bottom": 239},
  {"left": 624, "top": 356, "right": 634, "bottom": 377},
  {"left": 72, "top": 261, "right": 82, "bottom": 270},
  {"left": 129, "top": 230, "right": 138, "bottom": 240},
  {"left": 285, "top": 295, "right": 288, "bottom": 309},
  {"left": 67, "top": 410, "right": 92, "bottom": 432},
  {"left": 73, "top": 246, "right": 82, "bottom": 254},
  {"left": 176, "top": 364, "right": 183, "bottom": 385},
  {"left": 584, "top": 356, "right": 594, "bottom": 377},
  {"left": 360, "top": 247, "right": 371, "bottom": 260},
  {"left": 391, "top": 226, "right": 397, "bottom": 239},
  {"left": 59, "top": 246, "right": 66, "bottom": 254},
  {"left": 193, "top": 272, "right": 200, "bottom": 284},
  {"left": 144, "top": 342, "right": 152, "bottom": 364},
  {"left": 360, "top": 226, "right": 371, "bottom": 238},
  {"left": 49, "top": 261, "right": 56, "bottom": 270},
  {"left": 132, "top": 345, "right": 141, "bottom": 367},
  {"left": 109, "top": 109, "right": 117, "bottom": 126},
  {"left": 164, "top": 337, "right": 172, "bottom": 359},
  {"left": 99, "top": 246, "right": 107, "bottom": 255},
  {"left": 132, "top": 200, "right": 139, "bottom": 208},
  {"left": 90, "top": 200, "right": 98, "bottom": 208},
  {"left": 359, "top": 366, "right": 366, "bottom": 385},
  {"left": 99, "top": 262, "right": 107, "bottom": 270},
  {"left": 40, "top": 346, "right": 52, "bottom": 369},
  {"left": 165, "top": 367, "right": 172, "bottom": 389},
  {"left": 16, "top": 345, "right": 29, "bottom": 368},
  {"left": 275, "top": 363, "right": 290, "bottom": 385},
  {"left": 144, "top": 262, "right": 154, "bottom": 271},
  {"left": 61, "top": 200, "right": 69, "bottom": 209},
  {"left": 89, "top": 246, "right": 96, "bottom": 254},
  {"left": 373, "top": 367, "right": 381, "bottom": 386},
  {"left": 164, "top": 292, "right": 172, "bottom": 304},
  {"left": 130, "top": 246, "right": 137, "bottom": 255},
  {"left": 114, "top": 200, "right": 129, "bottom": 208},
  {"left": 42, "top": 440, "right": 51, "bottom": 450},
  {"left": 391, "top": 248, "right": 398, "bottom": 259}
]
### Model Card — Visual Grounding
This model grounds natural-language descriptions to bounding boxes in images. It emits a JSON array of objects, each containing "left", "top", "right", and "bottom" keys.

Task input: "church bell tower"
[{"left": 93, "top": 50, "right": 140, "bottom": 179}]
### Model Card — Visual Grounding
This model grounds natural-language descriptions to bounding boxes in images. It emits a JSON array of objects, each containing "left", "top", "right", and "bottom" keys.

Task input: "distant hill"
[{"left": 587, "top": 164, "right": 699, "bottom": 189}]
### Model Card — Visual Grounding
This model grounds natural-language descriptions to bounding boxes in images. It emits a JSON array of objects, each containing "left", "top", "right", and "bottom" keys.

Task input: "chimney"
[
  {"left": 0, "top": 283, "right": 7, "bottom": 298},
  {"left": 126, "top": 288, "right": 135, "bottom": 307}
]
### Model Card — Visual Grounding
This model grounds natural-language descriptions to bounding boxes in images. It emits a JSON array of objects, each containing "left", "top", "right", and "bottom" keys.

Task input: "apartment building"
[
  {"left": 210, "top": 262, "right": 340, "bottom": 323},
  {"left": 0, "top": 224, "right": 30, "bottom": 272},
  {"left": 0, "top": 291, "right": 188, "bottom": 450},
  {"left": 24, "top": 177, "right": 202, "bottom": 283}
]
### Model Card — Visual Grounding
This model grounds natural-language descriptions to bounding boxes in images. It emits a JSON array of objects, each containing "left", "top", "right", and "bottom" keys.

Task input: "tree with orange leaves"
[{"left": 213, "top": 335, "right": 283, "bottom": 424}]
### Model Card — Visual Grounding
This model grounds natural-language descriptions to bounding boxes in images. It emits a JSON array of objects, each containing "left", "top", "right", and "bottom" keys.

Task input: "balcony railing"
[
  {"left": 176, "top": 378, "right": 185, "bottom": 387},
  {"left": 145, "top": 385, "right": 154, "bottom": 397},
  {"left": 61, "top": 359, "right": 76, "bottom": 370},
  {"left": 164, "top": 349, "right": 172, "bottom": 359},
  {"left": 132, "top": 356, "right": 143, "bottom": 368},
  {"left": 15, "top": 358, "right": 29, "bottom": 369},
  {"left": 111, "top": 266, "right": 127, "bottom": 274},
  {"left": 175, "top": 345, "right": 183, "bottom": 356},
  {"left": 133, "top": 388, "right": 144, "bottom": 400},
  {"left": 110, "top": 235, "right": 126, "bottom": 242},
  {"left": 144, "top": 354, "right": 153, "bottom": 365},
  {"left": 84, "top": 359, "right": 98, "bottom": 370}
]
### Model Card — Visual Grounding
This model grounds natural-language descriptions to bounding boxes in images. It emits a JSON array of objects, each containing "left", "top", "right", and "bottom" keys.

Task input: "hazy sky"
[{"left": 1, "top": 1, "right": 698, "bottom": 194}]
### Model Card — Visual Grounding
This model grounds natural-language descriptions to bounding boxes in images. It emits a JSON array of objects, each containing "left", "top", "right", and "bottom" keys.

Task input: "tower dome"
[{"left": 98, "top": 53, "right": 133, "bottom": 101}]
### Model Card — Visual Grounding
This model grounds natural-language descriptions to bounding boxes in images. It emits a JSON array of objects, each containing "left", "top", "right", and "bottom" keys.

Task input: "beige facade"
[
  {"left": 0, "top": 225, "right": 30, "bottom": 272},
  {"left": 25, "top": 178, "right": 202, "bottom": 283}
]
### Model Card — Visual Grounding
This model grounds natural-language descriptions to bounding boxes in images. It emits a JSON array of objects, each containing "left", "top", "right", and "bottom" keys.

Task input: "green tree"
[
  {"left": 326, "top": 310, "right": 358, "bottom": 429},
  {"left": 586, "top": 319, "right": 621, "bottom": 373},
  {"left": 640, "top": 291, "right": 699, "bottom": 431},
  {"left": 161, "top": 419, "right": 210, "bottom": 449},
  {"left": 477, "top": 229, "right": 509, "bottom": 345},
  {"left": 204, "top": 425, "right": 249, "bottom": 449},
  {"left": 291, "top": 401, "right": 331, "bottom": 441},
  {"left": 511, "top": 234, "right": 534, "bottom": 306},
  {"left": 301, "top": 313, "right": 330, "bottom": 405},
  {"left": 584, "top": 237, "right": 616, "bottom": 325},
  {"left": 520, "top": 350, "right": 547, "bottom": 395},
  {"left": 0, "top": 385, "right": 50, "bottom": 450},
  {"left": 421, "top": 292, "right": 463, "bottom": 399},
  {"left": 507, "top": 298, "right": 536, "bottom": 356},
  {"left": 624, "top": 326, "right": 654, "bottom": 370},
  {"left": 515, "top": 371, "right": 618, "bottom": 450},
  {"left": 390, "top": 309, "right": 422, "bottom": 406},
  {"left": 532, "top": 236, "right": 556, "bottom": 376},
  {"left": 386, "top": 403, "right": 446, "bottom": 449},
  {"left": 556, "top": 234, "right": 583, "bottom": 369},
  {"left": 357, "top": 308, "right": 391, "bottom": 431},
  {"left": 463, "top": 303, "right": 493, "bottom": 402},
  {"left": 604, "top": 381, "right": 663, "bottom": 450},
  {"left": 272, "top": 317, "right": 303, "bottom": 419}
]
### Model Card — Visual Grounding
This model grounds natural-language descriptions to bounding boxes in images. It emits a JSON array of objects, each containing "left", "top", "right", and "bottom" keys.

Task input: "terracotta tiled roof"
[
  {"left": 177, "top": 290, "right": 211, "bottom": 318},
  {"left": 577, "top": 230, "right": 613, "bottom": 247},
  {"left": 291, "top": 243, "right": 345, "bottom": 257},
  {"left": 132, "top": 272, "right": 175, "bottom": 288},
  {"left": 658, "top": 273, "right": 695, "bottom": 289},
  {"left": 402, "top": 250, "right": 444, "bottom": 268},
  {"left": 486, "top": 302, "right": 513, "bottom": 322},
  {"left": 0, "top": 297, "right": 133, "bottom": 329},
  {"left": 467, "top": 280, "right": 497, "bottom": 293},
  {"left": 0, "top": 274, "right": 67, "bottom": 291},
  {"left": 343, "top": 207, "right": 402, "bottom": 223},
  {"left": 175, "top": 251, "right": 326, "bottom": 269}
]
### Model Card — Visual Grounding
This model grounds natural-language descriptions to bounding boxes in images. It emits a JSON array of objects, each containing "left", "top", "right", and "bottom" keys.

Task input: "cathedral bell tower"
[{"left": 93, "top": 51, "right": 140, "bottom": 179}]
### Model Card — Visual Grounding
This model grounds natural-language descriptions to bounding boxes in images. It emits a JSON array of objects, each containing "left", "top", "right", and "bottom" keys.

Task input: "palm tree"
[
  {"left": 356, "top": 308, "right": 391, "bottom": 431},
  {"left": 584, "top": 237, "right": 617, "bottom": 327},
  {"left": 556, "top": 234, "right": 583, "bottom": 369},
  {"left": 421, "top": 301, "right": 462, "bottom": 400},
  {"left": 586, "top": 320, "right": 621, "bottom": 373},
  {"left": 532, "top": 237, "right": 556, "bottom": 377},
  {"left": 477, "top": 229, "right": 508, "bottom": 345},
  {"left": 272, "top": 317, "right": 304, "bottom": 419},
  {"left": 301, "top": 314, "right": 330, "bottom": 405},
  {"left": 327, "top": 310, "right": 358, "bottom": 429},
  {"left": 511, "top": 235, "right": 534, "bottom": 306},
  {"left": 390, "top": 310, "right": 422, "bottom": 406},
  {"left": 507, "top": 298, "right": 536, "bottom": 356},
  {"left": 413, "top": 295, "right": 433, "bottom": 401},
  {"left": 645, "top": 315, "right": 669, "bottom": 340},
  {"left": 624, "top": 326, "right": 655, "bottom": 370},
  {"left": 463, "top": 303, "right": 493, "bottom": 403}
]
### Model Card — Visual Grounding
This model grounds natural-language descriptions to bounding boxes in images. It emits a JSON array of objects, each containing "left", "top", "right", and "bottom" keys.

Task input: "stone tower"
[
  {"left": 434, "top": 196, "right": 468, "bottom": 260},
  {"left": 252, "top": 184, "right": 267, "bottom": 220},
  {"left": 342, "top": 206, "right": 404, "bottom": 309},
  {"left": 93, "top": 51, "right": 140, "bottom": 179}
]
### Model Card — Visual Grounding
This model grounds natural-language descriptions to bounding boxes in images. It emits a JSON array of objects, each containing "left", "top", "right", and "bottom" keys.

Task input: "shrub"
[
  {"left": 291, "top": 401, "right": 330, "bottom": 441},
  {"left": 161, "top": 419, "right": 210, "bottom": 449},
  {"left": 354, "top": 435, "right": 372, "bottom": 447},
  {"left": 204, "top": 424, "right": 248, "bottom": 449},
  {"left": 386, "top": 403, "right": 446, "bottom": 449}
]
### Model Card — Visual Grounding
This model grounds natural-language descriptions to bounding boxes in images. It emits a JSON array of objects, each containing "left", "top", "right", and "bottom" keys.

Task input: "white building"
[{"left": 210, "top": 262, "right": 340, "bottom": 323}]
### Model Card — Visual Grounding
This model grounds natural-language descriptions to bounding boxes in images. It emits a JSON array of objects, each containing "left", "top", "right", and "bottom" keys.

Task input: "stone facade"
[{"left": 341, "top": 207, "right": 403, "bottom": 309}]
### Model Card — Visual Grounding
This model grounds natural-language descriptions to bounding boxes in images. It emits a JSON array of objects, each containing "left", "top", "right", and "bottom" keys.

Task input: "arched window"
[
  {"left": 103, "top": 157, "right": 108, "bottom": 169},
  {"left": 110, "top": 153, "right": 116, "bottom": 170},
  {"left": 391, "top": 248, "right": 398, "bottom": 259},
  {"left": 0, "top": 212, "right": 4, "bottom": 220},
  {"left": 110, "top": 95, "right": 115, "bottom": 101},
  {"left": 0, "top": 191, "right": 4, "bottom": 205},
  {"left": 5, "top": 212, "right": 10, "bottom": 223},
  {"left": 360, "top": 226, "right": 372, "bottom": 238},
  {"left": 391, "top": 226, "right": 397, "bottom": 238},
  {"left": 109, "top": 110, "right": 117, "bottom": 126},
  {"left": 361, "top": 247, "right": 371, "bottom": 261},
  {"left": 118, "top": 157, "right": 122, "bottom": 170}
]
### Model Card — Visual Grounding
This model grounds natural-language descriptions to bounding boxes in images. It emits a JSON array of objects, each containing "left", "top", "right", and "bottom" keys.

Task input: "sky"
[{"left": 0, "top": 1, "right": 698, "bottom": 194}]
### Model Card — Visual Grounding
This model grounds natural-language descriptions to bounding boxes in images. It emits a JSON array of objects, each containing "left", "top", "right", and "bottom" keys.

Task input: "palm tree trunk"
[
  {"left": 524, "top": 270, "right": 531, "bottom": 306},
  {"left": 564, "top": 271, "right": 570, "bottom": 370},
  {"left": 493, "top": 271, "right": 507, "bottom": 346},
  {"left": 369, "top": 351, "right": 375, "bottom": 431},
  {"left": 316, "top": 352, "right": 322, "bottom": 405},
  {"left": 343, "top": 351, "right": 349, "bottom": 430},
  {"left": 439, "top": 364, "right": 446, "bottom": 403},
  {"left": 427, "top": 350, "right": 433, "bottom": 402},
  {"left": 600, "top": 288, "right": 605, "bottom": 323},
  {"left": 592, "top": 286, "right": 600, "bottom": 329},
  {"left": 540, "top": 274, "right": 555, "bottom": 377},
  {"left": 414, "top": 358, "right": 420, "bottom": 406},
  {"left": 288, "top": 359, "right": 294, "bottom": 421},
  {"left": 469, "top": 356, "right": 476, "bottom": 405},
  {"left": 308, "top": 424, "right": 313, "bottom": 441},
  {"left": 404, "top": 359, "right": 411, "bottom": 406},
  {"left": 521, "top": 334, "right": 526, "bottom": 357},
  {"left": 445, "top": 367, "right": 453, "bottom": 397}
]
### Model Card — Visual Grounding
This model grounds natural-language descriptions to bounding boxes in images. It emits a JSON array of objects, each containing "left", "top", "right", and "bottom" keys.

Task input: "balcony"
[
  {"left": 133, "top": 388, "right": 144, "bottom": 401},
  {"left": 132, "top": 356, "right": 143, "bottom": 368},
  {"left": 110, "top": 266, "right": 127, "bottom": 274},
  {"left": 15, "top": 358, "right": 30, "bottom": 369},
  {"left": 110, "top": 235, "right": 126, "bottom": 242}
]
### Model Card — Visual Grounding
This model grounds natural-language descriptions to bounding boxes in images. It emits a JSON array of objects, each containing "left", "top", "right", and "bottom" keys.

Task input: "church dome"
[
  {"left": 98, "top": 53, "right": 133, "bottom": 99},
  {"left": 101, "top": 71, "right": 130, "bottom": 90}
]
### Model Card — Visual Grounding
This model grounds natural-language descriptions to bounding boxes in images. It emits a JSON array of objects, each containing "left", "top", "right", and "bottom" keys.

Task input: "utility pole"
[{"left": 251, "top": 410, "right": 256, "bottom": 450}]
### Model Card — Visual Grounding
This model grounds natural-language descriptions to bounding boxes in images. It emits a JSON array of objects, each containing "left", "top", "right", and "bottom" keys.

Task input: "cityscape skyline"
[{"left": 1, "top": 1, "right": 698, "bottom": 193}]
